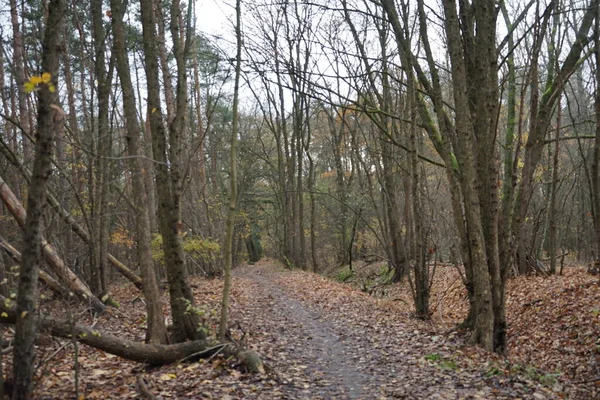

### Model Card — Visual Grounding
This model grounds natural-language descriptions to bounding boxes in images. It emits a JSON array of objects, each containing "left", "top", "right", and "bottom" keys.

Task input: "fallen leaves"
[{"left": 1, "top": 258, "right": 593, "bottom": 398}]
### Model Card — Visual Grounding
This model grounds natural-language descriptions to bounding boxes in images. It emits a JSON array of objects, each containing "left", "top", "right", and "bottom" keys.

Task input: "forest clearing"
[{"left": 3, "top": 0, "right": 600, "bottom": 398}]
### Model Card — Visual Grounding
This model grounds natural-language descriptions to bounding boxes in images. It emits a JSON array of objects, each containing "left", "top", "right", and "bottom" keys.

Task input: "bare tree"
[
  {"left": 13, "top": 0, "right": 66, "bottom": 396},
  {"left": 220, "top": 0, "right": 242, "bottom": 341}
]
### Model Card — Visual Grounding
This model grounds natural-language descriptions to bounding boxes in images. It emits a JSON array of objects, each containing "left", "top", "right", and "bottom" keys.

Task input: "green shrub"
[
  {"left": 335, "top": 267, "right": 354, "bottom": 282},
  {"left": 151, "top": 234, "right": 220, "bottom": 265}
]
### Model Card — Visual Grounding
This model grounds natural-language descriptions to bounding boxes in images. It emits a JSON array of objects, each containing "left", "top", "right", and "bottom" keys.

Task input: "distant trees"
[{"left": 239, "top": 0, "right": 600, "bottom": 353}]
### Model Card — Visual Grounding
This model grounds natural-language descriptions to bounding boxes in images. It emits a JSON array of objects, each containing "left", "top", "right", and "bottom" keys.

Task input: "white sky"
[{"left": 196, "top": 0, "right": 233, "bottom": 36}]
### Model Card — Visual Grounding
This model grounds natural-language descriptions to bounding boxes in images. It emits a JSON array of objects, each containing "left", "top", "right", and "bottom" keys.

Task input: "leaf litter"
[{"left": 4, "top": 258, "right": 595, "bottom": 398}]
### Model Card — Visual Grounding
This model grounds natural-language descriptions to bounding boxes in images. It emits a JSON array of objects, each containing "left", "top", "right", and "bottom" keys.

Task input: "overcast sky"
[{"left": 196, "top": 0, "right": 233, "bottom": 36}]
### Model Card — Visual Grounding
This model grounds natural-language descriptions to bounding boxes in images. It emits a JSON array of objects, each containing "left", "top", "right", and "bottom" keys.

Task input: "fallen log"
[
  {"left": 0, "top": 176, "right": 105, "bottom": 313},
  {"left": 0, "top": 143, "right": 143, "bottom": 290},
  {"left": 0, "top": 295, "right": 264, "bottom": 370},
  {"left": 0, "top": 236, "right": 68, "bottom": 297},
  {"left": 44, "top": 190, "right": 143, "bottom": 290}
]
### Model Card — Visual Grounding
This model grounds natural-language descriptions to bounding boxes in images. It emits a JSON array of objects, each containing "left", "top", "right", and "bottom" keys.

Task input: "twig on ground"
[
  {"left": 573, "top": 376, "right": 600, "bottom": 384},
  {"left": 178, "top": 343, "right": 227, "bottom": 363},
  {"left": 136, "top": 375, "right": 160, "bottom": 400},
  {"left": 41, "top": 341, "right": 71, "bottom": 365}
]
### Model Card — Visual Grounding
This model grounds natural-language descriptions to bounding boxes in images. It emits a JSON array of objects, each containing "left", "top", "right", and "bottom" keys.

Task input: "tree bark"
[
  {"left": 111, "top": 0, "right": 169, "bottom": 345},
  {"left": 92, "top": 0, "right": 112, "bottom": 296},
  {"left": 12, "top": 0, "right": 66, "bottom": 396},
  {"left": 139, "top": 0, "right": 203, "bottom": 343},
  {"left": 219, "top": 0, "right": 242, "bottom": 341},
  {"left": 0, "top": 235, "right": 69, "bottom": 298},
  {"left": 592, "top": 0, "right": 600, "bottom": 268},
  {"left": 10, "top": 0, "right": 32, "bottom": 165}
]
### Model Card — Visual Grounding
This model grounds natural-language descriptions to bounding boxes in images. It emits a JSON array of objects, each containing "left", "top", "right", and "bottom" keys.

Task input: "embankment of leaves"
[{"left": 329, "top": 261, "right": 600, "bottom": 398}]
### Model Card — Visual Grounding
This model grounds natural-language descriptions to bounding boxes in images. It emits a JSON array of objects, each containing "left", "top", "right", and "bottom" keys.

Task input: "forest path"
[{"left": 229, "top": 259, "right": 556, "bottom": 399}]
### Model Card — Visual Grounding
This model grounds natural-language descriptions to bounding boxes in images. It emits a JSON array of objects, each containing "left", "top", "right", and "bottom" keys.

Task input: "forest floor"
[{"left": 14, "top": 258, "right": 599, "bottom": 399}]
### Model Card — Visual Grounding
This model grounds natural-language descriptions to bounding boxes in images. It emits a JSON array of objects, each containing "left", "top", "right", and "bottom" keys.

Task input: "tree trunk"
[
  {"left": 111, "top": 0, "right": 169, "bottom": 345},
  {"left": 548, "top": 97, "right": 561, "bottom": 274},
  {"left": 92, "top": 0, "right": 112, "bottom": 296},
  {"left": 592, "top": 1, "right": 600, "bottom": 268},
  {"left": 139, "top": 0, "right": 203, "bottom": 343},
  {"left": 12, "top": 0, "right": 66, "bottom": 396},
  {"left": 219, "top": 0, "right": 242, "bottom": 341},
  {"left": 10, "top": 0, "right": 32, "bottom": 165},
  {"left": 154, "top": 0, "right": 175, "bottom": 125}
]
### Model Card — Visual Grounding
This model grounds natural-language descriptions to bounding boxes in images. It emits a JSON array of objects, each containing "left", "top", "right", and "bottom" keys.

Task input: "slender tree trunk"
[
  {"left": 592, "top": 3, "right": 600, "bottom": 267},
  {"left": 154, "top": 0, "right": 175, "bottom": 125},
  {"left": 139, "top": 0, "right": 203, "bottom": 342},
  {"left": 13, "top": 1, "right": 66, "bottom": 396},
  {"left": 499, "top": 1, "right": 518, "bottom": 283},
  {"left": 92, "top": 0, "right": 112, "bottom": 296},
  {"left": 219, "top": 0, "right": 242, "bottom": 341},
  {"left": 329, "top": 114, "right": 349, "bottom": 266},
  {"left": 111, "top": 0, "right": 169, "bottom": 345},
  {"left": 401, "top": 41, "right": 429, "bottom": 318},
  {"left": 548, "top": 86, "right": 561, "bottom": 274},
  {"left": 10, "top": 0, "right": 32, "bottom": 165}
]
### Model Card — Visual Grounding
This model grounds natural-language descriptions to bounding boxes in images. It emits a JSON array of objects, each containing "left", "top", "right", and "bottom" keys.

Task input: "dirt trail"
[
  {"left": 231, "top": 261, "right": 558, "bottom": 399},
  {"left": 240, "top": 268, "right": 376, "bottom": 399}
]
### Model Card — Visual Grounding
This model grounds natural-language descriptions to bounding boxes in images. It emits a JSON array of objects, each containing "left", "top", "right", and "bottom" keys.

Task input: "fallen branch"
[
  {"left": 0, "top": 295, "right": 264, "bottom": 370},
  {"left": 522, "top": 299, "right": 543, "bottom": 307},
  {"left": 178, "top": 343, "right": 226, "bottom": 363},
  {"left": 0, "top": 235, "right": 68, "bottom": 298},
  {"left": 0, "top": 177, "right": 105, "bottom": 312},
  {"left": 0, "top": 138, "right": 143, "bottom": 290},
  {"left": 136, "top": 375, "right": 159, "bottom": 400}
]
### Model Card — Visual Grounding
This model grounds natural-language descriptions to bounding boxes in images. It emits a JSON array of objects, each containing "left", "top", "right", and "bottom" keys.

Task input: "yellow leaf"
[
  {"left": 78, "top": 395, "right": 85, "bottom": 400},
  {"left": 1, "top": 312, "right": 7, "bottom": 318},
  {"left": 21, "top": 311, "right": 28, "bottom": 318},
  {"left": 159, "top": 373, "right": 177, "bottom": 381},
  {"left": 24, "top": 81, "right": 36, "bottom": 93},
  {"left": 29, "top": 76, "right": 43, "bottom": 85},
  {"left": 48, "top": 84, "right": 56, "bottom": 93},
  {"left": 151, "top": 107, "right": 157, "bottom": 113},
  {"left": 41, "top": 72, "right": 52, "bottom": 83}
]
